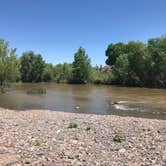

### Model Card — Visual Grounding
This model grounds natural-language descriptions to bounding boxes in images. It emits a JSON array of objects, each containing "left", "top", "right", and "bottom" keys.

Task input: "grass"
[
  {"left": 26, "top": 88, "right": 46, "bottom": 94},
  {"left": 68, "top": 122, "right": 78, "bottom": 128},
  {"left": 113, "top": 133, "right": 125, "bottom": 143}
]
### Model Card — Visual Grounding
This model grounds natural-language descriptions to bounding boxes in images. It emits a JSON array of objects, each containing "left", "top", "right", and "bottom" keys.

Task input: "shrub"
[
  {"left": 113, "top": 133, "right": 125, "bottom": 143},
  {"left": 68, "top": 122, "right": 78, "bottom": 128},
  {"left": 32, "top": 140, "right": 40, "bottom": 147}
]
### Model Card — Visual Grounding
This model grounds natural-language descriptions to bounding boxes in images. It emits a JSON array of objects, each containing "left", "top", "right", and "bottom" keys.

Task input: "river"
[{"left": 0, "top": 83, "right": 166, "bottom": 119}]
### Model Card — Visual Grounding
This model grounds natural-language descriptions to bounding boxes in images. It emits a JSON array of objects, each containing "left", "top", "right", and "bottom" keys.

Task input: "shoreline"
[
  {"left": 0, "top": 107, "right": 166, "bottom": 165},
  {"left": 11, "top": 82, "right": 166, "bottom": 90}
]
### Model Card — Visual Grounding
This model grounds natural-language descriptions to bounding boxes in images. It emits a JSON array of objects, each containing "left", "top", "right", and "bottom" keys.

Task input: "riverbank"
[{"left": 0, "top": 108, "right": 166, "bottom": 165}]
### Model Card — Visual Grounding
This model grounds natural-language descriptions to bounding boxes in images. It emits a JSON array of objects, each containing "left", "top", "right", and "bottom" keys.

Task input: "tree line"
[
  {"left": 106, "top": 36, "right": 166, "bottom": 87},
  {"left": 0, "top": 35, "right": 166, "bottom": 90}
]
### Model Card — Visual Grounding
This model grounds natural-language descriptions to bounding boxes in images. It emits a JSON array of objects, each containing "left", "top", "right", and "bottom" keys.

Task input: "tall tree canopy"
[
  {"left": 0, "top": 35, "right": 165, "bottom": 88},
  {"left": 0, "top": 39, "right": 20, "bottom": 86},
  {"left": 71, "top": 47, "right": 91, "bottom": 83},
  {"left": 126, "top": 41, "right": 149, "bottom": 86},
  {"left": 105, "top": 42, "right": 127, "bottom": 66},
  {"left": 106, "top": 36, "right": 166, "bottom": 87},
  {"left": 147, "top": 37, "right": 166, "bottom": 87},
  {"left": 20, "top": 51, "right": 45, "bottom": 82}
]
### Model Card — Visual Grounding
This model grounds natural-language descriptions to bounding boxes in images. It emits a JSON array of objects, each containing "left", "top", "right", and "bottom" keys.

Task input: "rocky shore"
[{"left": 0, "top": 108, "right": 166, "bottom": 166}]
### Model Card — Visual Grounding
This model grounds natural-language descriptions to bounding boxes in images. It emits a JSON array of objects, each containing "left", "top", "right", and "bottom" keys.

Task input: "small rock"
[
  {"left": 56, "top": 130, "right": 61, "bottom": 133},
  {"left": 118, "top": 148, "right": 126, "bottom": 154}
]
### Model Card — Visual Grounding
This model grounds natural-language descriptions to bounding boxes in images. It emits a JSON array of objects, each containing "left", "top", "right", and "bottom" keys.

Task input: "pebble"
[
  {"left": 118, "top": 148, "right": 126, "bottom": 154},
  {"left": 0, "top": 108, "right": 165, "bottom": 165}
]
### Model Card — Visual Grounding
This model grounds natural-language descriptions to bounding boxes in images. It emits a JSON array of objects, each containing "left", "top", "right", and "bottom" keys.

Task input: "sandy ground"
[{"left": 0, "top": 107, "right": 166, "bottom": 166}]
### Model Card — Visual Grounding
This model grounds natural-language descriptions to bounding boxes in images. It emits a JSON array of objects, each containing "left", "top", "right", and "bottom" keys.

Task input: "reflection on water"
[{"left": 0, "top": 83, "right": 166, "bottom": 119}]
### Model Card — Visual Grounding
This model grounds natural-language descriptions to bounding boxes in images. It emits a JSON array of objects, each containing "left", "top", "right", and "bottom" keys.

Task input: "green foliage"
[
  {"left": 32, "top": 140, "right": 41, "bottom": 147},
  {"left": 113, "top": 133, "right": 125, "bottom": 143},
  {"left": 43, "top": 63, "right": 54, "bottom": 82},
  {"left": 26, "top": 88, "right": 46, "bottom": 94},
  {"left": 91, "top": 66, "right": 113, "bottom": 84},
  {"left": 106, "top": 42, "right": 127, "bottom": 66},
  {"left": 113, "top": 54, "right": 130, "bottom": 85},
  {"left": 54, "top": 63, "right": 72, "bottom": 83},
  {"left": 20, "top": 51, "right": 45, "bottom": 83},
  {"left": 147, "top": 37, "right": 166, "bottom": 87},
  {"left": 68, "top": 122, "right": 78, "bottom": 128},
  {"left": 127, "top": 41, "right": 149, "bottom": 86},
  {"left": 0, "top": 36, "right": 166, "bottom": 88},
  {"left": 107, "top": 36, "right": 166, "bottom": 88},
  {"left": 71, "top": 47, "right": 91, "bottom": 84},
  {"left": 0, "top": 39, "right": 20, "bottom": 87}
]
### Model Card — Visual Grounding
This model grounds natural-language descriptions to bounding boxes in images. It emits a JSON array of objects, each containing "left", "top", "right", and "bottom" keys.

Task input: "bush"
[
  {"left": 68, "top": 122, "right": 78, "bottom": 128},
  {"left": 113, "top": 133, "right": 125, "bottom": 143},
  {"left": 32, "top": 140, "right": 40, "bottom": 147}
]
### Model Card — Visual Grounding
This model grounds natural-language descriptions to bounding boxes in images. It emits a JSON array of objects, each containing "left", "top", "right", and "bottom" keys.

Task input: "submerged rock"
[
  {"left": 110, "top": 101, "right": 127, "bottom": 105},
  {"left": 75, "top": 106, "right": 80, "bottom": 109}
]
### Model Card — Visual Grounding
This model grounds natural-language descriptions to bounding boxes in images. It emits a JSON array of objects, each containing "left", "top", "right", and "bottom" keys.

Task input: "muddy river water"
[{"left": 0, "top": 83, "right": 166, "bottom": 119}]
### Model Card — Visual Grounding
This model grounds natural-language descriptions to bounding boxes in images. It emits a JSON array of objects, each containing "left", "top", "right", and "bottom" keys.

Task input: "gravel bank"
[{"left": 0, "top": 108, "right": 166, "bottom": 166}]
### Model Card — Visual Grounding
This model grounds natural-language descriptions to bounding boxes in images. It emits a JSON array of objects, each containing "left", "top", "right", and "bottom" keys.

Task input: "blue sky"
[{"left": 0, "top": 0, "right": 166, "bottom": 65}]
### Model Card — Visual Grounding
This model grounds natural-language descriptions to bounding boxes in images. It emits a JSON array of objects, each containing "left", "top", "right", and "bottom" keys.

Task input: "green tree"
[
  {"left": 105, "top": 42, "right": 127, "bottom": 66},
  {"left": 91, "top": 66, "right": 113, "bottom": 84},
  {"left": 71, "top": 47, "right": 91, "bottom": 83},
  {"left": 113, "top": 54, "right": 130, "bottom": 85},
  {"left": 43, "top": 63, "right": 54, "bottom": 82},
  {"left": 54, "top": 63, "right": 72, "bottom": 83},
  {"left": 111, "top": 41, "right": 152, "bottom": 86},
  {"left": 113, "top": 53, "right": 139, "bottom": 86},
  {"left": 20, "top": 51, "right": 45, "bottom": 82},
  {"left": 147, "top": 37, "right": 166, "bottom": 87},
  {"left": 127, "top": 41, "right": 148, "bottom": 86},
  {"left": 62, "top": 62, "right": 72, "bottom": 82},
  {"left": 0, "top": 39, "right": 20, "bottom": 87}
]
